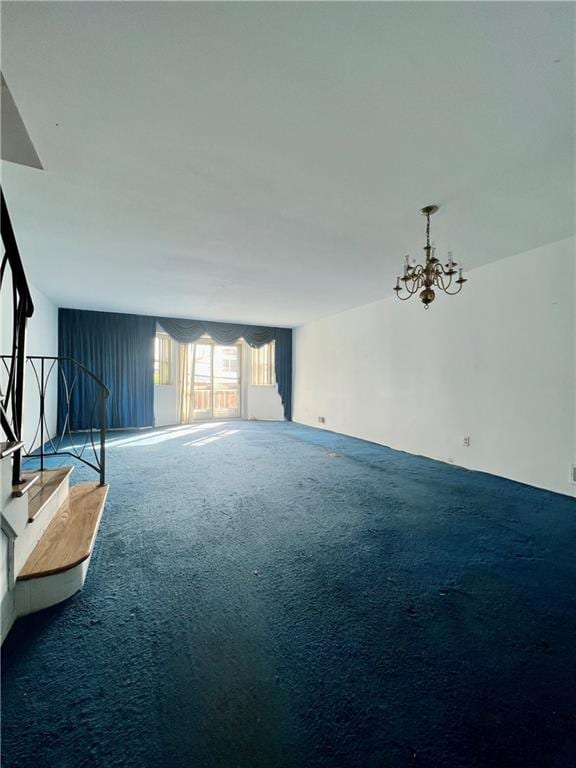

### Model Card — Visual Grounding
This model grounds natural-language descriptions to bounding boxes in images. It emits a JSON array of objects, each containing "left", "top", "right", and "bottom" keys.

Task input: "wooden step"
[
  {"left": 24, "top": 467, "right": 74, "bottom": 522},
  {"left": 12, "top": 473, "right": 40, "bottom": 497},
  {"left": 0, "top": 440, "right": 23, "bottom": 459},
  {"left": 17, "top": 483, "right": 109, "bottom": 581}
]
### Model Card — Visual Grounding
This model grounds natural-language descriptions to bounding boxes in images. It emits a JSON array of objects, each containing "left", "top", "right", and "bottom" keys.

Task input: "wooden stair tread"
[
  {"left": 12, "top": 473, "right": 40, "bottom": 497},
  {"left": 0, "top": 441, "right": 23, "bottom": 459},
  {"left": 25, "top": 467, "right": 74, "bottom": 522},
  {"left": 18, "top": 483, "right": 109, "bottom": 581}
]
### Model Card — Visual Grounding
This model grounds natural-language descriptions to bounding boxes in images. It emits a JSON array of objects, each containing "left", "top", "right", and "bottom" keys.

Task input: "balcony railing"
[{"left": 0, "top": 355, "right": 110, "bottom": 486}]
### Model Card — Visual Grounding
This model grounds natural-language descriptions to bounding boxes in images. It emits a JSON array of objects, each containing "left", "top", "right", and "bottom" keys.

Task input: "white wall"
[
  {"left": 1, "top": 282, "right": 58, "bottom": 450},
  {"left": 293, "top": 237, "right": 576, "bottom": 497},
  {"left": 154, "top": 337, "right": 284, "bottom": 427},
  {"left": 244, "top": 382, "right": 285, "bottom": 421}
]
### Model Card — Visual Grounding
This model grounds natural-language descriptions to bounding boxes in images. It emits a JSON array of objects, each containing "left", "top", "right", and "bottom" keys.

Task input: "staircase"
[
  {"left": 1, "top": 189, "right": 109, "bottom": 643},
  {"left": 1, "top": 462, "right": 108, "bottom": 641}
]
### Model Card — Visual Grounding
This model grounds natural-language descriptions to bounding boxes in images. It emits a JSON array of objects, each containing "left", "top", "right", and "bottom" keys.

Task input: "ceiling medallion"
[{"left": 394, "top": 205, "right": 467, "bottom": 308}]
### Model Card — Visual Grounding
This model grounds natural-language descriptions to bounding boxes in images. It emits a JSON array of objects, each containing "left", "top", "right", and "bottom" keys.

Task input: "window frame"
[
  {"left": 154, "top": 332, "right": 173, "bottom": 386},
  {"left": 250, "top": 341, "right": 275, "bottom": 386}
]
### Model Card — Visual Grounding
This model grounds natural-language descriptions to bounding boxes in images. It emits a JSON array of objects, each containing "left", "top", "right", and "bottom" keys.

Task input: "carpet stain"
[{"left": 2, "top": 421, "right": 576, "bottom": 768}]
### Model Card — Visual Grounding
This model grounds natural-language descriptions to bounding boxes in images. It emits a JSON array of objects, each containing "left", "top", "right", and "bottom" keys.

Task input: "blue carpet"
[{"left": 2, "top": 421, "right": 576, "bottom": 768}]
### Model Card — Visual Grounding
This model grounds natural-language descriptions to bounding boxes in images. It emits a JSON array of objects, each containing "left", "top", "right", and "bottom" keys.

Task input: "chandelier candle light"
[{"left": 394, "top": 205, "right": 467, "bottom": 308}]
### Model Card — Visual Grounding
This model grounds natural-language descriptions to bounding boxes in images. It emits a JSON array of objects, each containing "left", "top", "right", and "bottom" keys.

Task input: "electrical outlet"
[
  {"left": 463, "top": 436, "right": 471, "bottom": 447},
  {"left": 318, "top": 416, "right": 325, "bottom": 424},
  {"left": 570, "top": 464, "right": 576, "bottom": 485}
]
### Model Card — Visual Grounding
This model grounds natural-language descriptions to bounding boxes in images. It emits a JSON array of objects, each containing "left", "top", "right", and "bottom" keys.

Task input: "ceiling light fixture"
[{"left": 394, "top": 205, "right": 467, "bottom": 308}]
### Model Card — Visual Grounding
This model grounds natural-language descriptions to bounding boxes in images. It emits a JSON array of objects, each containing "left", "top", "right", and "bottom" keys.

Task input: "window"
[
  {"left": 251, "top": 341, "right": 275, "bottom": 386},
  {"left": 221, "top": 355, "right": 238, "bottom": 374},
  {"left": 154, "top": 333, "right": 173, "bottom": 385}
]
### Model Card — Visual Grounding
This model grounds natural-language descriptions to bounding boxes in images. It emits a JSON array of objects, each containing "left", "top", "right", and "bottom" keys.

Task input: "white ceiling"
[{"left": 1, "top": 2, "right": 573, "bottom": 326}]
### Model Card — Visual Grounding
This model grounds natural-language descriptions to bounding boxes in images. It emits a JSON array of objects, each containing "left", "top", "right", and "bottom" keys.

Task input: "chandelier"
[{"left": 394, "top": 205, "right": 467, "bottom": 308}]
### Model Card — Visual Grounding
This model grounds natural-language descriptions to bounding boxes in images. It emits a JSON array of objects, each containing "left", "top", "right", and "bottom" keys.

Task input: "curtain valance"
[
  {"left": 157, "top": 316, "right": 292, "bottom": 420},
  {"left": 156, "top": 317, "right": 275, "bottom": 348}
]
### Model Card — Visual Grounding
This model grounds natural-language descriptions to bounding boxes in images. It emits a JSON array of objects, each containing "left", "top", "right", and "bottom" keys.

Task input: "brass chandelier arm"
[
  {"left": 434, "top": 271, "right": 453, "bottom": 292},
  {"left": 403, "top": 263, "right": 425, "bottom": 279},
  {"left": 443, "top": 281, "right": 465, "bottom": 296},
  {"left": 395, "top": 277, "right": 422, "bottom": 298},
  {"left": 414, "top": 264, "right": 425, "bottom": 278},
  {"left": 436, "top": 270, "right": 456, "bottom": 285},
  {"left": 396, "top": 289, "right": 417, "bottom": 301},
  {"left": 400, "top": 281, "right": 420, "bottom": 294}
]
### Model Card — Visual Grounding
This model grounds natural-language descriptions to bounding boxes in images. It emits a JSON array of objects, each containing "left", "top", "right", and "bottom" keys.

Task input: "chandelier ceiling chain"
[{"left": 393, "top": 205, "right": 467, "bottom": 308}]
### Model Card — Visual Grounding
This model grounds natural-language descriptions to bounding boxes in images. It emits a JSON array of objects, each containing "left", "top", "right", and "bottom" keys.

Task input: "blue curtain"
[
  {"left": 273, "top": 328, "right": 292, "bottom": 421},
  {"left": 58, "top": 309, "right": 156, "bottom": 431}
]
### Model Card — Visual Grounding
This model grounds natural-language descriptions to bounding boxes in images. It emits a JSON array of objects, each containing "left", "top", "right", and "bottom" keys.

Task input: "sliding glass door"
[
  {"left": 213, "top": 345, "right": 241, "bottom": 418},
  {"left": 180, "top": 340, "right": 241, "bottom": 421},
  {"left": 192, "top": 342, "right": 213, "bottom": 419}
]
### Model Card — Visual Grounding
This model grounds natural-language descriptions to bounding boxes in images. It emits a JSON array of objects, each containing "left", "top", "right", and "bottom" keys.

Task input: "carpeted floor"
[{"left": 2, "top": 420, "right": 576, "bottom": 768}]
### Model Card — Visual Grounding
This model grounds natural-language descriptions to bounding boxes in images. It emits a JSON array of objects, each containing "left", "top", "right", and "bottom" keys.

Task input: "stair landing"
[{"left": 18, "top": 483, "right": 109, "bottom": 581}]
